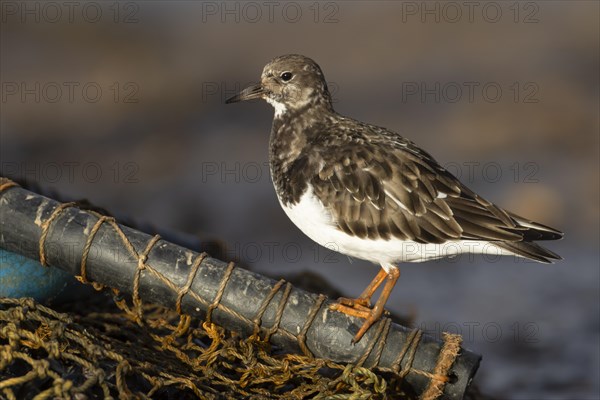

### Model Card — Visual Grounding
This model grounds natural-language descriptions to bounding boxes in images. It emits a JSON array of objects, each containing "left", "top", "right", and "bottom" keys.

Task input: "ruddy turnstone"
[{"left": 226, "top": 54, "right": 563, "bottom": 343}]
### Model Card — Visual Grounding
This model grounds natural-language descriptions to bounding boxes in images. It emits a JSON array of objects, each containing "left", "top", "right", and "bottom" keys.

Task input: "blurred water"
[{"left": 1, "top": 2, "right": 598, "bottom": 398}]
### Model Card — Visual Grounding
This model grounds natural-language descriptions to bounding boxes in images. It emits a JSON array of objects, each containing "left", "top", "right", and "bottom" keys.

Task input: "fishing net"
[{"left": 0, "top": 295, "right": 414, "bottom": 399}]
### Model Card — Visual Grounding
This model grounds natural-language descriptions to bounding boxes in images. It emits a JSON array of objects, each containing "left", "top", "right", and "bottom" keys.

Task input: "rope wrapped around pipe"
[{"left": 0, "top": 177, "right": 481, "bottom": 399}]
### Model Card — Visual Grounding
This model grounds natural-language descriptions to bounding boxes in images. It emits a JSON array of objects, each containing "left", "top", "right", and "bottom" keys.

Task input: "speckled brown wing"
[{"left": 309, "top": 138, "right": 528, "bottom": 244}]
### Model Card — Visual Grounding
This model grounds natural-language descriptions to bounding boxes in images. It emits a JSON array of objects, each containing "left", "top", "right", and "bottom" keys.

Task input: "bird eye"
[{"left": 280, "top": 72, "right": 293, "bottom": 82}]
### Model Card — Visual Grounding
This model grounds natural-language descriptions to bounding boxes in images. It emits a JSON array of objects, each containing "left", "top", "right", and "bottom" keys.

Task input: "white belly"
[{"left": 278, "top": 188, "right": 515, "bottom": 264}]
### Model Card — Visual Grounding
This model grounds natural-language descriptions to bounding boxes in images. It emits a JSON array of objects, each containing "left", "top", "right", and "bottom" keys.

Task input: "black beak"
[{"left": 225, "top": 84, "right": 265, "bottom": 104}]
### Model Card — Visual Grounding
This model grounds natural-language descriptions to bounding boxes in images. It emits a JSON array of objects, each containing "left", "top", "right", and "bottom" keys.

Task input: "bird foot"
[
  {"left": 338, "top": 296, "right": 371, "bottom": 308},
  {"left": 329, "top": 297, "right": 387, "bottom": 343},
  {"left": 329, "top": 299, "right": 372, "bottom": 319}
]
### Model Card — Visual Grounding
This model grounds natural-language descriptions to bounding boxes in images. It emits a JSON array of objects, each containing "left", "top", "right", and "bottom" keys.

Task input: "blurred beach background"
[{"left": 1, "top": 1, "right": 598, "bottom": 398}]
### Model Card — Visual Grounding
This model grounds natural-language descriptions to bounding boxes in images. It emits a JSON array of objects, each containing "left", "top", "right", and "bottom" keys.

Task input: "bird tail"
[
  {"left": 498, "top": 213, "right": 564, "bottom": 263},
  {"left": 508, "top": 212, "right": 564, "bottom": 241},
  {"left": 496, "top": 241, "right": 562, "bottom": 263}
]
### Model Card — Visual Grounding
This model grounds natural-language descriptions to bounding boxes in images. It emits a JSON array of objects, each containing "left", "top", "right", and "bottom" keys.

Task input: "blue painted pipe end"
[{"left": 0, "top": 249, "right": 87, "bottom": 303}]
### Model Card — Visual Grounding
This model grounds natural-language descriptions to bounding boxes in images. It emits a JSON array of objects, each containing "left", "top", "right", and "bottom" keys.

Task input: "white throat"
[{"left": 266, "top": 97, "right": 287, "bottom": 118}]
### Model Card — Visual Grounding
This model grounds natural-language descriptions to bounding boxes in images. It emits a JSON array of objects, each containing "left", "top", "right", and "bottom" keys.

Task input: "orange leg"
[
  {"left": 335, "top": 268, "right": 388, "bottom": 310},
  {"left": 330, "top": 267, "right": 400, "bottom": 343},
  {"left": 358, "top": 268, "right": 388, "bottom": 304}
]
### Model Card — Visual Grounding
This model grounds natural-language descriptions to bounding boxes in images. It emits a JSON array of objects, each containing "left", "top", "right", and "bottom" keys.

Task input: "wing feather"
[
  {"left": 308, "top": 130, "right": 538, "bottom": 244},
  {"left": 294, "top": 121, "right": 563, "bottom": 249}
]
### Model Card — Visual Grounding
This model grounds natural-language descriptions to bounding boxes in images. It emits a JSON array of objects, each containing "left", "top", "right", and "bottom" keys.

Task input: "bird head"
[{"left": 226, "top": 54, "right": 333, "bottom": 116}]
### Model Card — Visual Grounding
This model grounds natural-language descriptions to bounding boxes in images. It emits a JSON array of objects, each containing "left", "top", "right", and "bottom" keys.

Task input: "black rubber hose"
[{"left": 0, "top": 179, "right": 480, "bottom": 399}]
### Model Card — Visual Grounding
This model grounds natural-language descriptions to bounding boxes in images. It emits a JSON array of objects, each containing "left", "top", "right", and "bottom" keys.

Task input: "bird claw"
[
  {"left": 329, "top": 301, "right": 372, "bottom": 320},
  {"left": 335, "top": 296, "right": 371, "bottom": 308},
  {"left": 330, "top": 297, "right": 386, "bottom": 343},
  {"left": 329, "top": 268, "right": 399, "bottom": 343}
]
